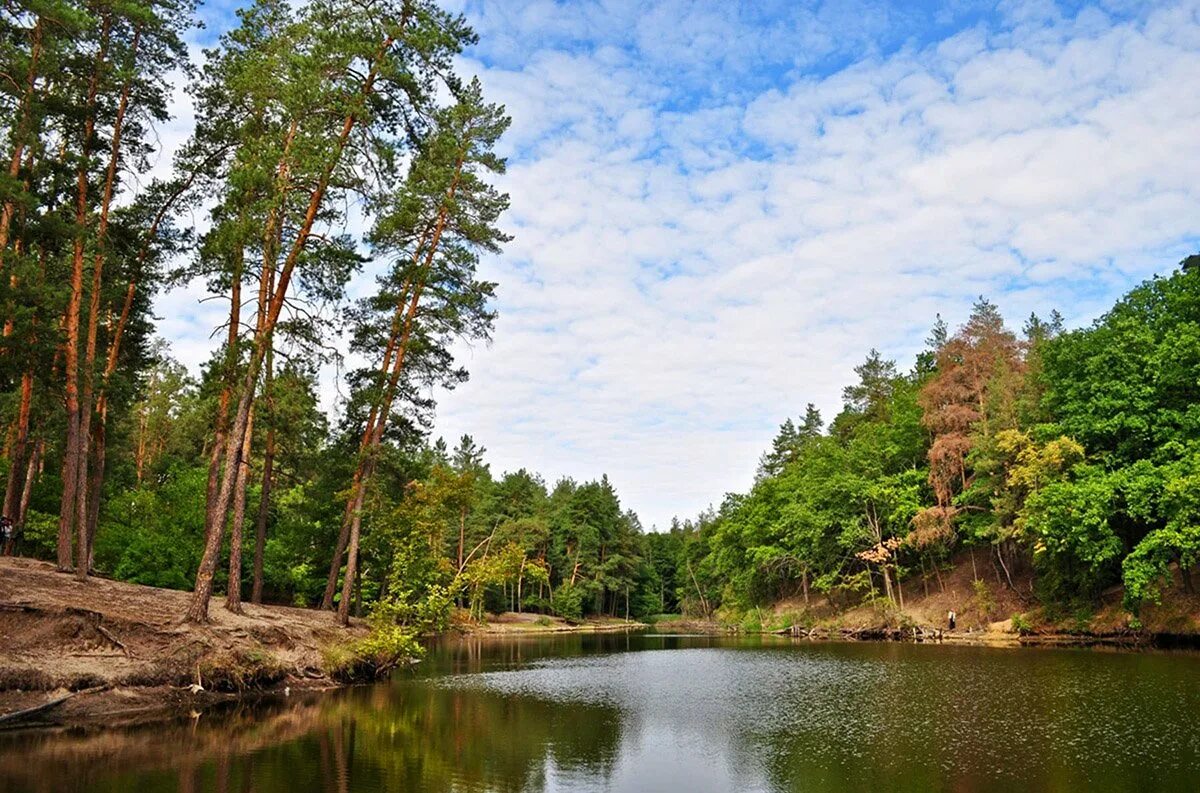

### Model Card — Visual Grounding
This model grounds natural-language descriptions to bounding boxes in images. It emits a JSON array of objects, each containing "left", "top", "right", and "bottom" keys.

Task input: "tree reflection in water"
[{"left": 3, "top": 634, "right": 1200, "bottom": 793}]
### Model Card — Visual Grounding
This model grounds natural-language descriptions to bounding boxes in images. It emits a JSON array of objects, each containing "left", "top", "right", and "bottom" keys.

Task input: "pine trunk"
[
  {"left": 3, "top": 370, "right": 33, "bottom": 521},
  {"left": 58, "top": 17, "right": 110, "bottom": 573},
  {"left": 251, "top": 359, "right": 274, "bottom": 604},
  {"left": 225, "top": 405, "right": 254, "bottom": 613},
  {"left": 330, "top": 160, "right": 464, "bottom": 620},
  {"left": 74, "top": 29, "right": 139, "bottom": 579},
  {"left": 336, "top": 480, "right": 369, "bottom": 625}
]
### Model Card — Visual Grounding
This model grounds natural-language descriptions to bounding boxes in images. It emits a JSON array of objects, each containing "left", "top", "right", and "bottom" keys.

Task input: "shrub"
[
  {"left": 550, "top": 583, "right": 583, "bottom": 621},
  {"left": 740, "top": 610, "right": 762, "bottom": 633},
  {"left": 198, "top": 648, "right": 287, "bottom": 692},
  {"left": 972, "top": 579, "right": 996, "bottom": 620},
  {"left": 324, "top": 622, "right": 423, "bottom": 683}
]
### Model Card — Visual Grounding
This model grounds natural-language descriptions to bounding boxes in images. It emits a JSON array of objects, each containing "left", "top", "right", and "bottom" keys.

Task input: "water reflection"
[{"left": 1, "top": 634, "right": 1199, "bottom": 792}]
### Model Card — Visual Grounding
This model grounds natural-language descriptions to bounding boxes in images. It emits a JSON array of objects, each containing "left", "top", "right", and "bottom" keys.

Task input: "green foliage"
[
  {"left": 1043, "top": 266, "right": 1200, "bottom": 467},
  {"left": 1123, "top": 525, "right": 1200, "bottom": 613},
  {"left": 323, "top": 619, "right": 424, "bottom": 682},
  {"left": 550, "top": 582, "right": 584, "bottom": 621},
  {"left": 668, "top": 260, "right": 1200, "bottom": 623},
  {"left": 19, "top": 510, "right": 60, "bottom": 560},
  {"left": 972, "top": 579, "right": 996, "bottom": 620},
  {"left": 1024, "top": 469, "right": 1123, "bottom": 599},
  {"left": 94, "top": 465, "right": 209, "bottom": 590}
]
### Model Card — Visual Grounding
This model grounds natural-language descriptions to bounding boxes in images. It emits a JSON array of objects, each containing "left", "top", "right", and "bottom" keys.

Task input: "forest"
[
  {"left": 3, "top": 0, "right": 1200, "bottom": 656},
  {"left": 671, "top": 257, "right": 1200, "bottom": 628},
  {"left": 0, "top": 0, "right": 662, "bottom": 648}
]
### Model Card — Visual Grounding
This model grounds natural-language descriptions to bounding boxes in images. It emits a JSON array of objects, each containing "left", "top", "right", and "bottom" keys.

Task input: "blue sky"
[{"left": 156, "top": 0, "right": 1200, "bottom": 529}]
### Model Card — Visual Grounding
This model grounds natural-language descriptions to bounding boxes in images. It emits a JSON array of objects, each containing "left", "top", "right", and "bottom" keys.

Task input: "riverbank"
[
  {"left": 662, "top": 550, "right": 1200, "bottom": 649},
  {"left": 0, "top": 557, "right": 365, "bottom": 730},
  {"left": 451, "top": 609, "right": 648, "bottom": 635}
]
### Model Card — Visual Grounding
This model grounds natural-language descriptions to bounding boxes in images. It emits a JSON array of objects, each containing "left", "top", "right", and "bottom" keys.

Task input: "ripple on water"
[{"left": 435, "top": 641, "right": 1200, "bottom": 789}]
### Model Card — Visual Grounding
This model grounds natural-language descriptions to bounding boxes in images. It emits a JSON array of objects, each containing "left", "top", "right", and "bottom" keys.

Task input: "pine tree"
[
  {"left": 185, "top": 0, "right": 479, "bottom": 622},
  {"left": 325, "top": 79, "right": 510, "bottom": 625}
]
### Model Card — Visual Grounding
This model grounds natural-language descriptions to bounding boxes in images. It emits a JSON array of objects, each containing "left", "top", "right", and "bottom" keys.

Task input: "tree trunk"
[
  {"left": 353, "top": 564, "right": 362, "bottom": 618},
  {"left": 250, "top": 246, "right": 279, "bottom": 606},
  {"left": 83, "top": 417, "right": 105, "bottom": 572},
  {"left": 58, "top": 17, "right": 110, "bottom": 573},
  {"left": 457, "top": 506, "right": 466, "bottom": 573},
  {"left": 206, "top": 241, "right": 243, "bottom": 532},
  {"left": 224, "top": 405, "right": 254, "bottom": 613},
  {"left": 73, "top": 28, "right": 140, "bottom": 580},
  {"left": 251, "top": 402, "right": 274, "bottom": 604},
  {"left": 3, "top": 432, "right": 39, "bottom": 556},
  {"left": 228, "top": 201, "right": 278, "bottom": 614},
  {"left": 321, "top": 499, "right": 357, "bottom": 611},
  {"left": 324, "top": 152, "right": 465, "bottom": 615},
  {"left": 87, "top": 155, "right": 200, "bottom": 527},
  {"left": 3, "top": 370, "right": 33, "bottom": 522},
  {"left": 336, "top": 481, "right": 369, "bottom": 625},
  {"left": 18, "top": 439, "right": 41, "bottom": 529},
  {"left": 995, "top": 543, "right": 1015, "bottom": 591}
]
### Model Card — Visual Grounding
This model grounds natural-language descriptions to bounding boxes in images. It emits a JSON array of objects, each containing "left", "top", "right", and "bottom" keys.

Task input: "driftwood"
[
  {"left": 0, "top": 685, "right": 110, "bottom": 727},
  {"left": 775, "top": 624, "right": 946, "bottom": 642}
]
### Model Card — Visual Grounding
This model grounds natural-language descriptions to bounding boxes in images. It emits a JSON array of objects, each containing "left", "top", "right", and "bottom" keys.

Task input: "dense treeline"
[
  {"left": 664, "top": 257, "right": 1200, "bottom": 626},
  {"left": 4, "top": 0, "right": 1198, "bottom": 652},
  {"left": 0, "top": 0, "right": 670, "bottom": 641}
]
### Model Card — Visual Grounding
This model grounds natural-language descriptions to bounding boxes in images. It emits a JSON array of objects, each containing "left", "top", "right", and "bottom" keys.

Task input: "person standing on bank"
[{"left": 948, "top": 609, "right": 957, "bottom": 630}]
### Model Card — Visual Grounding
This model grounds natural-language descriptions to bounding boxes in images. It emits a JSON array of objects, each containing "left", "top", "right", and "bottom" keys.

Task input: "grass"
[{"left": 197, "top": 648, "right": 288, "bottom": 692}]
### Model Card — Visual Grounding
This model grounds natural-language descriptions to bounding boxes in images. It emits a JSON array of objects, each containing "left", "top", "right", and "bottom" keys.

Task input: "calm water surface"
[{"left": 2, "top": 633, "right": 1199, "bottom": 791}]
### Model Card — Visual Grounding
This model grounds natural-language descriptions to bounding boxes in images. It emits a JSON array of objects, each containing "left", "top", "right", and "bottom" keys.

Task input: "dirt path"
[{"left": 0, "top": 557, "right": 365, "bottom": 728}]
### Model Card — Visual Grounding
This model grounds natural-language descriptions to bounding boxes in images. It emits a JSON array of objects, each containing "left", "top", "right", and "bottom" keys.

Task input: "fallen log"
[{"left": 0, "top": 685, "right": 110, "bottom": 727}]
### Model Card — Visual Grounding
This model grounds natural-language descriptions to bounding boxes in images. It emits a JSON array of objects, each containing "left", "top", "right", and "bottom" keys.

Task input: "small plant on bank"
[
  {"left": 550, "top": 583, "right": 584, "bottom": 622},
  {"left": 1071, "top": 606, "right": 1094, "bottom": 634},
  {"left": 198, "top": 648, "right": 288, "bottom": 692},
  {"left": 324, "top": 619, "right": 424, "bottom": 683},
  {"left": 973, "top": 579, "right": 996, "bottom": 621},
  {"left": 740, "top": 610, "right": 762, "bottom": 633},
  {"left": 1011, "top": 612, "right": 1033, "bottom": 635}
]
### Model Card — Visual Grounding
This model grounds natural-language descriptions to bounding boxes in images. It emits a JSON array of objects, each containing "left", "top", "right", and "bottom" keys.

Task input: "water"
[{"left": 2, "top": 633, "right": 1199, "bottom": 791}]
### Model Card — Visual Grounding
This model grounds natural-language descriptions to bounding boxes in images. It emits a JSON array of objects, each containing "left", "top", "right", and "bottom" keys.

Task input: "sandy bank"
[{"left": 0, "top": 557, "right": 365, "bottom": 730}]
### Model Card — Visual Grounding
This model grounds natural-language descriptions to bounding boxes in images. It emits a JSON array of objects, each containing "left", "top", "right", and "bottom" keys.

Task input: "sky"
[{"left": 155, "top": 0, "right": 1200, "bottom": 530}]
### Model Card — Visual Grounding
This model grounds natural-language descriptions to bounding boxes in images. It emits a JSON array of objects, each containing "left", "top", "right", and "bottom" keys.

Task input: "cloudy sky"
[{"left": 157, "top": 0, "right": 1200, "bottom": 529}]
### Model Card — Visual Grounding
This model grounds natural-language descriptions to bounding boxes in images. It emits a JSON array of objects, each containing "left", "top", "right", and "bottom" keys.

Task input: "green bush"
[
  {"left": 550, "top": 583, "right": 583, "bottom": 621},
  {"left": 324, "top": 620, "right": 424, "bottom": 682},
  {"left": 973, "top": 579, "right": 996, "bottom": 620}
]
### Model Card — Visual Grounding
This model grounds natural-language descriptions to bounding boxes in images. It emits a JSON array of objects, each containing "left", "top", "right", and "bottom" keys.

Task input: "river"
[{"left": 2, "top": 633, "right": 1198, "bottom": 791}]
